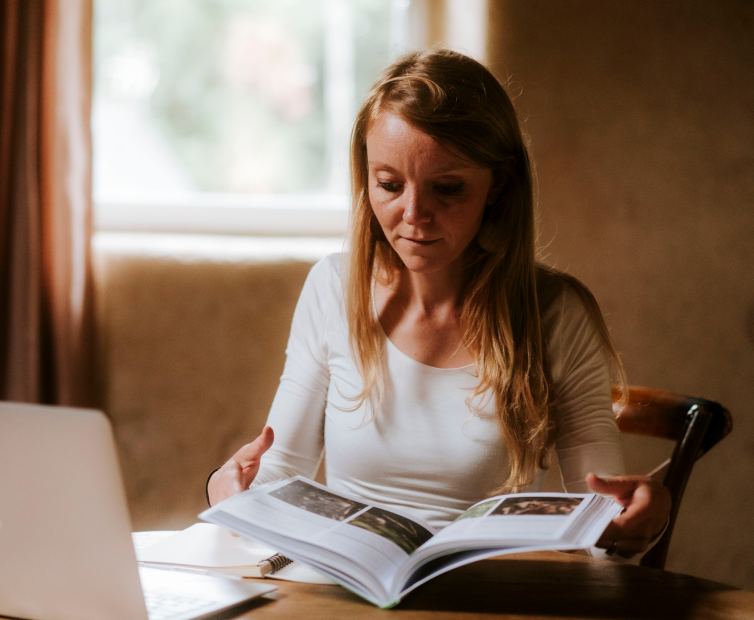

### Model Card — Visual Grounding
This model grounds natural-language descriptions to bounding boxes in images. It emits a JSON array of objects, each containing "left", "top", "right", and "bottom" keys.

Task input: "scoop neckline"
[{"left": 371, "top": 281, "right": 475, "bottom": 373}]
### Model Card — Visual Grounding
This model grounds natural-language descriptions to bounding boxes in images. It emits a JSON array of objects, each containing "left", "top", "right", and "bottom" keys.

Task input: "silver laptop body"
[{"left": 0, "top": 402, "right": 275, "bottom": 620}]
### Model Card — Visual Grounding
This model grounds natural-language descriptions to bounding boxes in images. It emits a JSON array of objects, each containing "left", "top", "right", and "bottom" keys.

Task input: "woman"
[{"left": 208, "top": 49, "right": 670, "bottom": 559}]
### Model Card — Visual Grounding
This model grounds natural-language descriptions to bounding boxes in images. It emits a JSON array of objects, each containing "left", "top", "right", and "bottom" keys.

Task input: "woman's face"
[{"left": 366, "top": 112, "right": 497, "bottom": 275}]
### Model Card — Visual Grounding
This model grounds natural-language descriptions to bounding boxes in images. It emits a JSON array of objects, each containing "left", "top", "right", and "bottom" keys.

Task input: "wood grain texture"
[
  {"left": 613, "top": 386, "right": 732, "bottom": 452},
  {"left": 227, "top": 552, "right": 752, "bottom": 619}
]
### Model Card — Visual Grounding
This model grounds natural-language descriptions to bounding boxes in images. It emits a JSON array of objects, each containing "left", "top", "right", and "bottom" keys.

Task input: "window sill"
[
  {"left": 92, "top": 232, "right": 345, "bottom": 263},
  {"left": 94, "top": 192, "right": 350, "bottom": 237}
]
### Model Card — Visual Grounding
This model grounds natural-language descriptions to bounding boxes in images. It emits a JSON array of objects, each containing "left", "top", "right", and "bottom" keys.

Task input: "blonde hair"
[{"left": 346, "top": 49, "right": 625, "bottom": 493}]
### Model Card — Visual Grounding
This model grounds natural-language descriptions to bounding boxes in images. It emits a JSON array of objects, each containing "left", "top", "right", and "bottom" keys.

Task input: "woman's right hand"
[{"left": 207, "top": 426, "right": 275, "bottom": 507}]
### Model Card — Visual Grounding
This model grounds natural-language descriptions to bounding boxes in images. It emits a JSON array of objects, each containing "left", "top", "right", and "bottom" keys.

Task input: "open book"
[{"left": 200, "top": 476, "right": 621, "bottom": 608}]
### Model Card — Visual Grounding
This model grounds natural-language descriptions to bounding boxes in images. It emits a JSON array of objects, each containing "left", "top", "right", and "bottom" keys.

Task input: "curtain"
[{"left": 0, "top": 0, "right": 96, "bottom": 406}]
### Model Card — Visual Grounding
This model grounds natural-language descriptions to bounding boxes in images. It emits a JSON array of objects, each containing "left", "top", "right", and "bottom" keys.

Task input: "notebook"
[
  {"left": 0, "top": 402, "right": 276, "bottom": 620},
  {"left": 134, "top": 523, "right": 335, "bottom": 583}
]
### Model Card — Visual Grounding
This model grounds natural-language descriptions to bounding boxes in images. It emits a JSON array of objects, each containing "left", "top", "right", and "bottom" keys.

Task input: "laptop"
[{"left": 0, "top": 402, "right": 276, "bottom": 620}]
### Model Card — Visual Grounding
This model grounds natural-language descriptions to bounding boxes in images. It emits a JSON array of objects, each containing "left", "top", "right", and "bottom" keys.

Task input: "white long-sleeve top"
[{"left": 254, "top": 253, "right": 625, "bottom": 529}]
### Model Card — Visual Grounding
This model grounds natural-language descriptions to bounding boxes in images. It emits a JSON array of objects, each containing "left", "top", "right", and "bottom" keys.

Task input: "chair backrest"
[{"left": 611, "top": 386, "right": 732, "bottom": 570}]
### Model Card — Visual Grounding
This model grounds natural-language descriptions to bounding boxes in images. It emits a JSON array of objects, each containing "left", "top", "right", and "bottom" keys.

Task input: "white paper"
[
  {"left": 132, "top": 530, "right": 179, "bottom": 554},
  {"left": 134, "top": 523, "right": 337, "bottom": 585},
  {"left": 137, "top": 523, "right": 276, "bottom": 567}
]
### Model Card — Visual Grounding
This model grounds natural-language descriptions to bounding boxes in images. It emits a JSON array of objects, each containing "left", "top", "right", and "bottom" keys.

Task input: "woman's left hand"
[{"left": 586, "top": 472, "right": 672, "bottom": 559}]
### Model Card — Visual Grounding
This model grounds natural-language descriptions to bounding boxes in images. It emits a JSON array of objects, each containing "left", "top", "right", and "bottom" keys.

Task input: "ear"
[{"left": 485, "top": 169, "right": 507, "bottom": 206}]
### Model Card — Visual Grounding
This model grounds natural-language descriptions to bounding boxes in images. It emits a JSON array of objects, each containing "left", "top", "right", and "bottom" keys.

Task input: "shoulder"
[
  {"left": 309, "top": 252, "right": 344, "bottom": 279},
  {"left": 294, "top": 253, "right": 347, "bottom": 319},
  {"left": 536, "top": 264, "right": 597, "bottom": 325},
  {"left": 303, "top": 253, "right": 345, "bottom": 293},
  {"left": 536, "top": 265, "right": 608, "bottom": 370}
]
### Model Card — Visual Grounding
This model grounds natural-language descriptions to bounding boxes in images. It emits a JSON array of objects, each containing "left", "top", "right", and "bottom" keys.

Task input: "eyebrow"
[{"left": 367, "top": 161, "right": 478, "bottom": 174}]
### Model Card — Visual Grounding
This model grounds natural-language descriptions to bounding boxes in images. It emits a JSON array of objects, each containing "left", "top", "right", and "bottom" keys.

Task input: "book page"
[
  {"left": 426, "top": 493, "right": 593, "bottom": 548},
  {"left": 393, "top": 492, "right": 621, "bottom": 602},
  {"left": 207, "top": 477, "right": 436, "bottom": 590}
]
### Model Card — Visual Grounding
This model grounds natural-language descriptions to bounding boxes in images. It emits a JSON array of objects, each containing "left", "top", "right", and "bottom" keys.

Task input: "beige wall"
[
  {"left": 94, "top": 1, "right": 752, "bottom": 590},
  {"left": 489, "top": 0, "right": 754, "bottom": 588},
  {"left": 94, "top": 240, "right": 317, "bottom": 530}
]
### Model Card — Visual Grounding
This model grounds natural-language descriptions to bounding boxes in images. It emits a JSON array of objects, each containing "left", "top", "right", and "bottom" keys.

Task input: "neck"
[{"left": 392, "top": 257, "right": 467, "bottom": 316}]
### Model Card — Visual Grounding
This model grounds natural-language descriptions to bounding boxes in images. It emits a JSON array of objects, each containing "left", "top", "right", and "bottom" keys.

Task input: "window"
[{"left": 93, "top": 0, "right": 409, "bottom": 236}]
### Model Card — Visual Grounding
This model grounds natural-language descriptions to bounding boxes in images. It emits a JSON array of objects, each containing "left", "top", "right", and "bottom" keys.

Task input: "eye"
[
  {"left": 377, "top": 181, "right": 401, "bottom": 193},
  {"left": 434, "top": 182, "right": 464, "bottom": 196}
]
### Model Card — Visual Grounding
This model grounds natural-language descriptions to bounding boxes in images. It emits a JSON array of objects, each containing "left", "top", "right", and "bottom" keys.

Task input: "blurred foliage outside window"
[{"left": 93, "top": 0, "right": 395, "bottom": 198}]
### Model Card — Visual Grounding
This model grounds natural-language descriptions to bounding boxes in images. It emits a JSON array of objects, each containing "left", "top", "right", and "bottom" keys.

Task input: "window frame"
[
  {"left": 93, "top": 192, "right": 349, "bottom": 236},
  {"left": 91, "top": 0, "right": 488, "bottom": 238}
]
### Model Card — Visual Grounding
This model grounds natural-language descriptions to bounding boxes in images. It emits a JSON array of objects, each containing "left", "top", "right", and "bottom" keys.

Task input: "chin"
[
  {"left": 390, "top": 237, "right": 471, "bottom": 275},
  {"left": 396, "top": 252, "right": 453, "bottom": 274}
]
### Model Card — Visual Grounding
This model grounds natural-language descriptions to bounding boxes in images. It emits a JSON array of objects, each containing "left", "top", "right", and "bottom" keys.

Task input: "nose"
[{"left": 402, "top": 185, "right": 432, "bottom": 225}]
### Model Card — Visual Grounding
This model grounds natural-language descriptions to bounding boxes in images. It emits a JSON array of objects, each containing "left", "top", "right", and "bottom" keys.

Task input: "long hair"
[{"left": 346, "top": 49, "right": 625, "bottom": 493}]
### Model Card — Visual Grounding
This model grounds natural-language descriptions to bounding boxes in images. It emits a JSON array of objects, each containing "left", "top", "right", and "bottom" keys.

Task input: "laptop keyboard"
[{"left": 143, "top": 590, "right": 217, "bottom": 620}]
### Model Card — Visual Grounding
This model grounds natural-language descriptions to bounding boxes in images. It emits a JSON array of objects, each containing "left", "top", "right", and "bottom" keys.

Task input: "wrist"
[{"left": 205, "top": 467, "right": 222, "bottom": 507}]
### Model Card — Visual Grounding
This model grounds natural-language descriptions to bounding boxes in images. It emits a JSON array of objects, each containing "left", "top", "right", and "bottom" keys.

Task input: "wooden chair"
[{"left": 611, "top": 386, "right": 732, "bottom": 569}]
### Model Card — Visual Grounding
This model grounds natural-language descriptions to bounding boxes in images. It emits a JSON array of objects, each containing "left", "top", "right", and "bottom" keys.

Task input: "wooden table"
[{"left": 230, "top": 551, "right": 754, "bottom": 619}]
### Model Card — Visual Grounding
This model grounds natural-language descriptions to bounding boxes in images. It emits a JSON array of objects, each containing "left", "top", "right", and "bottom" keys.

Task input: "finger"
[
  {"left": 612, "top": 487, "right": 668, "bottom": 543},
  {"left": 230, "top": 426, "right": 275, "bottom": 470},
  {"left": 585, "top": 473, "right": 639, "bottom": 504},
  {"left": 227, "top": 427, "right": 275, "bottom": 488},
  {"left": 596, "top": 502, "right": 662, "bottom": 552},
  {"left": 209, "top": 428, "right": 275, "bottom": 506},
  {"left": 596, "top": 495, "right": 657, "bottom": 545},
  {"left": 595, "top": 522, "right": 622, "bottom": 546},
  {"left": 610, "top": 484, "right": 653, "bottom": 528}
]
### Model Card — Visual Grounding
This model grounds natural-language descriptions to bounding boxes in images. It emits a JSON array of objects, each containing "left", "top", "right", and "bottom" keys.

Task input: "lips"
[{"left": 403, "top": 237, "right": 438, "bottom": 246}]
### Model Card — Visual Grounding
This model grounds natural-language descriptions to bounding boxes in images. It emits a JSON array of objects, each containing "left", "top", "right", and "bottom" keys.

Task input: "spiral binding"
[{"left": 260, "top": 553, "right": 293, "bottom": 575}]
